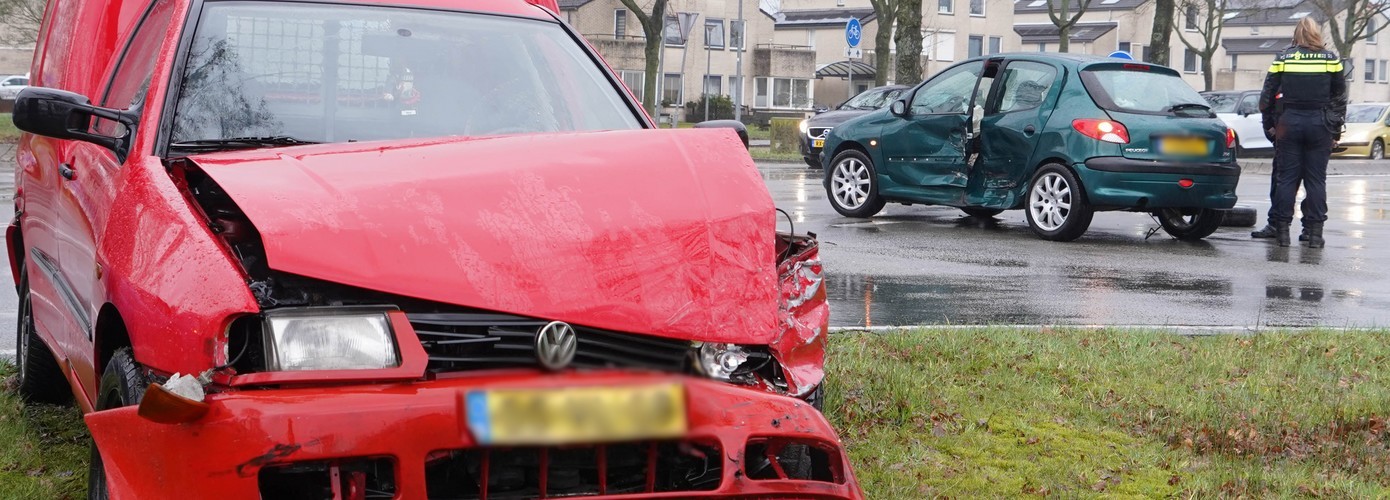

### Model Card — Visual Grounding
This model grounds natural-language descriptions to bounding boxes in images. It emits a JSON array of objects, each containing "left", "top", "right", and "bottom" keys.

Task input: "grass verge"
[
  {"left": 826, "top": 328, "right": 1390, "bottom": 498},
  {"left": 0, "top": 113, "right": 20, "bottom": 143},
  {"left": 0, "top": 361, "right": 89, "bottom": 499},
  {"left": 749, "top": 146, "right": 805, "bottom": 163}
]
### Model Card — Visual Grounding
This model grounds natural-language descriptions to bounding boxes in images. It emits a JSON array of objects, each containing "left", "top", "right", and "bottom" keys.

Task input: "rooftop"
[{"left": 1014, "top": 22, "right": 1118, "bottom": 43}]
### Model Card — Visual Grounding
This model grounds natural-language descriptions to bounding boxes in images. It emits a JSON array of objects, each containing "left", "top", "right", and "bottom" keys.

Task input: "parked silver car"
[
  {"left": 1202, "top": 90, "right": 1271, "bottom": 155},
  {"left": 0, "top": 74, "right": 29, "bottom": 100}
]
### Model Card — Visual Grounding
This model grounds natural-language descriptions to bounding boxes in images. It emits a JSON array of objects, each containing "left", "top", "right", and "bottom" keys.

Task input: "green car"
[{"left": 820, "top": 54, "right": 1240, "bottom": 241}]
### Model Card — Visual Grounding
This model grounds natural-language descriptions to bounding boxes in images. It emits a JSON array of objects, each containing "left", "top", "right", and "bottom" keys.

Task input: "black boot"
[
  {"left": 1251, "top": 224, "right": 1279, "bottom": 238},
  {"left": 1299, "top": 228, "right": 1309, "bottom": 242},
  {"left": 1306, "top": 223, "right": 1324, "bottom": 249},
  {"left": 1276, "top": 225, "right": 1291, "bottom": 247}
]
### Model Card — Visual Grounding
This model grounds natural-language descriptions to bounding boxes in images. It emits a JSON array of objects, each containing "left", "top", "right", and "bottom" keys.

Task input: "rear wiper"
[
  {"left": 170, "top": 135, "right": 320, "bottom": 151},
  {"left": 1166, "top": 103, "right": 1212, "bottom": 114}
]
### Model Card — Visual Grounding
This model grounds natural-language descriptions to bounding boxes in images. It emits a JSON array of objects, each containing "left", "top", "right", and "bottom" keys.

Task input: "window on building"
[
  {"left": 614, "top": 9, "right": 627, "bottom": 38},
  {"left": 729, "top": 76, "right": 743, "bottom": 106},
  {"left": 1185, "top": 5, "right": 1199, "bottom": 30},
  {"left": 704, "top": 75, "right": 722, "bottom": 95},
  {"left": 620, "top": 70, "right": 645, "bottom": 101},
  {"left": 755, "top": 77, "right": 812, "bottom": 108},
  {"left": 730, "top": 20, "right": 746, "bottom": 50},
  {"left": 923, "top": 30, "right": 956, "bottom": 61},
  {"left": 1038, "top": 42, "right": 1046, "bottom": 52},
  {"left": 1229, "top": 54, "right": 1238, "bottom": 71},
  {"left": 970, "top": 0, "right": 985, "bottom": 16},
  {"left": 1118, "top": 42, "right": 1131, "bottom": 54},
  {"left": 939, "top": 0, "right": 953, "bottom": 14},
  {"left": 705, "top": 19, "right": 725, "bottom": 49},
  {"left": 1141, "top": 45, "right": 1152, "bottom": 62},
  {"left": 806, "top": 29, "right": 817, "bottom": 50},
  {"left": 1184, "top": 49, "right": 1198, "bottom": 72},
  {"left": 968, "top": 35, "right": 983, "bottom": 58},
  {"left": 1380, "top": 60, "right": 1388, "bottom": 82},
  {"left": 1367, "top": 58, "right": 1377, "bottom": 81},
  {"left": 663, "top": 16, "right": 684, "bottom": 46},
  {"left": 1251, "top": 26, "right": 1260, "bottom": 35},
  {"left": 1370, "top": 17, "right": 1378, "bottom": 44},
  {"left": 989, "top": 36, "right": 1002, "bottom": 54},
  {"left": 663, "top": 73, "right": 683, "bottom": 104}
]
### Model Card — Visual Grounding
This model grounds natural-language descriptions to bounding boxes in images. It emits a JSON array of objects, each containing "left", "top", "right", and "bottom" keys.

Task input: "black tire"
[
  {"left": 1024, "top": 164, "right": 1093, "bottom": 242},
  {"left": 1157, "top": 208, "right": 1225, "bottom": 241},
  {"left": 88, "top": 348, "right": 148, "bottom": 500},
  {"left": 825, "top": 149, "right": 886, "bottom": 218},
  {"left": 961, "top": 207, "right": 1004, "bottom": 218},
  {"left": 1371, "top": 139, "right": 1384, "bottom": 160},
  {"left": 15, "top": 269, "right": 70, "bottom": 404}
]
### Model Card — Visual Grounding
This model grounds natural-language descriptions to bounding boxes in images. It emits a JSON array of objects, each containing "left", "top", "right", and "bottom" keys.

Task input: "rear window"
[
  {"left": 1346, "top": 104, "right": 1387, "bottom": 123},
  {"left": 1201, "top": 93, "right": 1240, "bottom": 113},
  {"left": 1082, "top": 66, "right": 1211, "bottom": 117}
]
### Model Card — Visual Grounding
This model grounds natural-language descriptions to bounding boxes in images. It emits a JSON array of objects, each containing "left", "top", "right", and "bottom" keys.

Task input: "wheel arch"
[
  {"left": 828, "top": 140, "right": 871, "bottom": 162},
  {"left": 94, "top": 303, "right": 133, "bottom": 380}
]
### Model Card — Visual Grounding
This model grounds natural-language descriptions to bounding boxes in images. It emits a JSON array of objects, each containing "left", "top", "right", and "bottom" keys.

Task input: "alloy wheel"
[
  {"left": 1029, "top": 172, "right": 1072, "bottom": 231},
  {"left": 831, "top": 158, "right": 872, "bottom": 210},
  {"left": 1373, "top": 141, "right": 1384, "bottom": 160}
]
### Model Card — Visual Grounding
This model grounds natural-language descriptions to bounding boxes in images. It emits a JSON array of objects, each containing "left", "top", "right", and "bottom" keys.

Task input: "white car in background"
[
  {"left": 0, "top": 74, "right": 29, "bottom": 100},
  {"left": 1201, "top": 90, "right": 1271, "bottom": 155}
]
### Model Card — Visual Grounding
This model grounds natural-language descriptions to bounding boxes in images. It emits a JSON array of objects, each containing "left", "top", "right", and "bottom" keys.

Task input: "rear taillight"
[
  {"left": 1226, "top": 128, "right": 1237, "bottom": 149},
  {"left": 1072, "top": 119, "right": 1130, "bottom": 144}
]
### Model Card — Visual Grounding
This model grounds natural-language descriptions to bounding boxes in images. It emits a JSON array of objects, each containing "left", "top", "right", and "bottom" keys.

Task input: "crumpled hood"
[{"left": 190, "top": 129, "right": 780, "bottom": 343}]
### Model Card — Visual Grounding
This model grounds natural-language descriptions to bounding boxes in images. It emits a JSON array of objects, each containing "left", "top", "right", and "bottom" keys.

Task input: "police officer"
[
  {"left": 1254, "top": 17, "right": 1347, "bottom": 248},
  {"left": 1252, "top": 92, "right": 1315, "bottom": 242}
]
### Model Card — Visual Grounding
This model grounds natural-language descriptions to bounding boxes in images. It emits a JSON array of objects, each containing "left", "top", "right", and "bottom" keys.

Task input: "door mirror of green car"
[{"left": 890, "top": 99, "right": 908, "bottom": 117}]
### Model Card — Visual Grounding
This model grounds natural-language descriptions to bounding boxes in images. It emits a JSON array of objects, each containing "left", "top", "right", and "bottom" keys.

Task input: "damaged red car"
[{"left": 7, "top": 0, "right": 861, "bottom": 497}]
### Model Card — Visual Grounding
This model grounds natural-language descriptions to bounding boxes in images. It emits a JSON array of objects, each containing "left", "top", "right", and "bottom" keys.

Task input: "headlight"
[
  {"left": 695, "top": 343, "right": 770, "bottom": 382},
  {"left": 263, "top": 309, "right": 399, "bottom": 371},
  {"left": 799, "top": 119, "right": 809, "bottom": 134}
]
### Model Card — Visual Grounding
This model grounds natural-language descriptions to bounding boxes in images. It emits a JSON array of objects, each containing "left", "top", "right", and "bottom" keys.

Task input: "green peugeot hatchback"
[{"left": 820, "top": 54, "right": 1240, "bottom": 242}]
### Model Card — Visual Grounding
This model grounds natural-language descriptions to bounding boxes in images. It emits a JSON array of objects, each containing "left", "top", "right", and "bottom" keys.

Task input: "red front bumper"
[{"left": 87, "top": 371, "right": 863, "bottom": 499}]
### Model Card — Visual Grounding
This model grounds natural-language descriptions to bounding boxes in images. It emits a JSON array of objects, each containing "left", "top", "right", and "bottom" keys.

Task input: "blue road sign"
[
  {"left": 846, "top": 18, "right": 862, "bottom": 48},
  {"left": 1108, "top": 50, "right": 1134, "bottom": 60}
]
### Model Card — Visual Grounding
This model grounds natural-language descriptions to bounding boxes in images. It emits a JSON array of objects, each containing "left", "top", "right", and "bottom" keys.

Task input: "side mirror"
[
  {"left": 813, "top": 105, "right": 829, "bottom": 114},
  {"left": 13, "top": 87, "right": 138, "bottom": 159},
  {"left": 692, "top": 119, "right": 749, "bottom": 149},
  {"left": 890, "top": 99, "right": 908, "bottom": 117}
]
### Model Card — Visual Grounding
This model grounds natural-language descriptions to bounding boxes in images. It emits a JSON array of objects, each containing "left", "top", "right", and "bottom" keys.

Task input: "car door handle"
[
  {"left": 59, "top": 163, "right": 75, "bottom": 180},
  {"left": 1023, "top": 125, "right": 1037, "bottom": 136}
]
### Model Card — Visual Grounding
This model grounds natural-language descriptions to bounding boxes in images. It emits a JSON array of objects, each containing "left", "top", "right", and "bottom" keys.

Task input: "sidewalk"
[{"left": 1241, "top": 158, "right": 1389, "bottom": 175}]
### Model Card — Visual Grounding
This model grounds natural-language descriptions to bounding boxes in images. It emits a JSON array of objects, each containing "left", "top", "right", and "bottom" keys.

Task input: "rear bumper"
[
  {"left": 1076, "top": 158, "right": 1240, "bottom": 209},
  {"left": 87, "top": 371, "right": 863, "bottom": 499}
]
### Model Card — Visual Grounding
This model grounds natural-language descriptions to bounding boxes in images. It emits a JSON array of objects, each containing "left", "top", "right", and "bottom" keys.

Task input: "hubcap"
[
  {"left": 1374, "top": 142, "right": 1384, "bottom": 159},
  {"left": 1029, "top": 172, "right": 1072, "bottom": 231},
  {"left": 831, "top": 158, "right": 872, "bottom": 210}
]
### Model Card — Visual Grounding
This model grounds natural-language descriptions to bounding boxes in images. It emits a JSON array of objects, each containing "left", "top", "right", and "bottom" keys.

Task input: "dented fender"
[{"left": 772, "top": 233, "right": 828, "bottom": 397}]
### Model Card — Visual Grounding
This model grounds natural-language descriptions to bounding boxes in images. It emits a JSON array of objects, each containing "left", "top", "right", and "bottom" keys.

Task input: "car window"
[
  {"left": 168, "top": 1, "right": 641, "bottom": 146},
  {"left": 1346, "top": 104, "right": 1388, "bottom": 123},
  {"left": 1082, "top": 65, "right": 1209, "bottom": 116},
  {"left": 15, "top": 77, "right": 26, "bottom": 85},
  {"left": 94, "top": 0, "right": 177, "bottom": 137},
  {"left": 1238, "top": 93, "right": 1258, "bottom": 114},
  {"left": 910, "top": 61, "right": 982, "bottom": 115},
  {"left": 995, "top": 61, "right": 1056, "bottom": 114},
  {"left": 1202, "top": 93, "right": 1238, "bottom": 113},
  {"left": 841, "top": 87, "right": 900, "bottom": 110}
]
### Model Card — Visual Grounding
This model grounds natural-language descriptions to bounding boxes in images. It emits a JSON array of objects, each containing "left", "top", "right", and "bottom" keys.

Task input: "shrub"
[
  {"left": 769, "top": 117, "right": 801, "bottom": 153},
  {"left": 683, "top": 94, "right": 734, "bottom": 122}
]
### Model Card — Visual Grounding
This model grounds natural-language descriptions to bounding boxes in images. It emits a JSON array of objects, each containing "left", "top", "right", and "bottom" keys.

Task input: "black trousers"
[
  {"left": 1267, "top": 155, "right": 1311, "bottom": 225},
  {"left": 1269, "top": 109, "right": 1331, "bottom": 226}
]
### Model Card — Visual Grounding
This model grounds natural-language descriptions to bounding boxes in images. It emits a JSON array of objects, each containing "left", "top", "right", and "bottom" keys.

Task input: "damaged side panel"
[{"left": 771, "top": 232, "right": 828, "bottom": 397}]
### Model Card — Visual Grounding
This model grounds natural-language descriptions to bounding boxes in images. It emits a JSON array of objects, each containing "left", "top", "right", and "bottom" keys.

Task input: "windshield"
[
  {"left": 840, "top": 87, "right": 903, "bottom": 110},
  {"left": 1082, "top": 67, "right": 1210, "bottom": 116},
  {"left": 1201, "top": 93, "right": 1240, "bottom": 113},
  {"left": 1346, "top": 104, "right": 1387, "bottom": 123},
  {"left": 169, "top": 2, "right": 641, "bottom": 147}
]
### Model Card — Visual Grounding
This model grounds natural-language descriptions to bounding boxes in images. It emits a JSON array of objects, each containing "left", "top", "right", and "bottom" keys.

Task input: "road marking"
[{"left": 829, "top": 324, "right": 1384, "bottom": 336}]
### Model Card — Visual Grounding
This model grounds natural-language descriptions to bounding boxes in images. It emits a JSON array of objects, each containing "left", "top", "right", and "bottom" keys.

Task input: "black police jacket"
[{"left": 1258, "top": 46, "right": 1348, "bottom": 136}]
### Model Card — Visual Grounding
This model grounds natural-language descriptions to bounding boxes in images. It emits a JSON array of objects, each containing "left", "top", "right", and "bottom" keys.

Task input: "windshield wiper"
[
  {"left": 170, "top": 135, "right": 320, "bottom": 152},
  {"left": 1166, "top": 103, "right": 1212, "bottom": 114}
]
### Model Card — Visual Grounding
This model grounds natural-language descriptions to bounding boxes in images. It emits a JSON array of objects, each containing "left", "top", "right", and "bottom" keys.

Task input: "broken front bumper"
[{"left": 87, "top": 371, "right": 863, "bottom": 499}]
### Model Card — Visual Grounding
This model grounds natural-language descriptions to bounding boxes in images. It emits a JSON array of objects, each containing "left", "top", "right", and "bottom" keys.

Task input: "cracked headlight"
[
  {"left": 263, "top": 309, "right": 399, "bottom": 371},
  {"left": 695, "top": 342, "right": 771, "bottom": 383}
]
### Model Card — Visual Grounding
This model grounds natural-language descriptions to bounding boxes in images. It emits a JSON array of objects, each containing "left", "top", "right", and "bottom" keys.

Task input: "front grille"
[
  {"left": 808, "top": 127, "right": 831, "bottom": 140},
  {"left": 408, "top": 312, "right": 691, "bottom": 374},
  {"left": 424, "top": 440, "right": 722, "bottom": 498}
]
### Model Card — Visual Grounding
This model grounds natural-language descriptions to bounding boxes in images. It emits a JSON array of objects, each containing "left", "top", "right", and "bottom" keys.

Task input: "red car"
[{"left": 7, "top": 0, "right": 861, "bottom": 497}]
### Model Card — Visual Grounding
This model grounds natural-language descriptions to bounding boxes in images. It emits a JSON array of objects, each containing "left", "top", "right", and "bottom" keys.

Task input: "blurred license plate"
[
  {"left": 466, "top": 384, "right": 686, "bottom": 445},
  {"left": 1160, "top": 137, "right": 1209, "bottom": 156},
  {"left": 813, "top": 139, "right": 825, "bottom": 148}
]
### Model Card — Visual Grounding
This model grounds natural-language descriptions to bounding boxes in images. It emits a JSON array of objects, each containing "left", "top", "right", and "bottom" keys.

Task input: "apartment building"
[{"left": 1220, "top": 0, "right": 1390, "bottom": 102}]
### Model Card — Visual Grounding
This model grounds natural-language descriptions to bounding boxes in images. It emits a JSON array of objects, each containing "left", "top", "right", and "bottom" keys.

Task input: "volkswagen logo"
[{"left": 535, "top": 321, "right": 578, "bottom": 371}]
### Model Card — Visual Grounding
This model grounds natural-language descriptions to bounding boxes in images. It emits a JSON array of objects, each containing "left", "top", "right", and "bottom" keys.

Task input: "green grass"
[
  {"left": 0, "top": 114, "right": 20, "bottom": 143},
  {"left": 826, "top": 328, "right": 1390, "bottom": 498},
  {"left": 0, "top": 362, "right": 89, "bottom": 499},
  {"left": 749, "top": 146, "right": 805, "bottom": 163}
]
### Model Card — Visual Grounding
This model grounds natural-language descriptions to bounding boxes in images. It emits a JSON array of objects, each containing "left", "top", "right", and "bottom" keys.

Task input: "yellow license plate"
[
  {"left": 466, "top": 384, "right": 687, "bottom": 445},
  {"left": 1160, "top": 137, "right": 1209, "bottom": 156},
  {"left": 813, "top": 139, "right": 825, "bottom": 148}
]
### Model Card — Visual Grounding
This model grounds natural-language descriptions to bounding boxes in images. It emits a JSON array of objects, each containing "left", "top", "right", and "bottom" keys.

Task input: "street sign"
[
  {"left": 846, "top": 47, "right": 863, "bottom": 59},
  {"left": 1108, "top": 50, "right": 1134, "bottom": 60},
  {"left": 845, "top": 18, "right": 862, "bottom": 48}
]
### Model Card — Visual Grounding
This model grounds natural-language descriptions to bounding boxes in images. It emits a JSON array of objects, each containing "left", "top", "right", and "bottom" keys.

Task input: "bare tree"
[
  {"left": 1149, "top": 0, "right": 1175, "bottom": 64},
  {"left": 1046, "top": 0, "right": 1093, "bottom": 52},
  {"left": 1308, "top": 0, "right": 1390, "bottom": 58},
  {"left": 0, "top": 0, "right": 44, "bottom": 46},
  {"left": 1174, "top": 0, "right": 1226, "bottom": 90},
  {"left": 869, "top": 0, "right": 900, "bottom": 85},
  {"left": 895, "top": 0, "right": 923, "bottom": 84},
  {"left": 617, "top": 0, "right": 670, "bottom": 116}
]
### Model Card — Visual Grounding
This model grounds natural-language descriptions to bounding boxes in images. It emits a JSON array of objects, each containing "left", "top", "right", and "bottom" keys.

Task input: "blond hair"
[{"left": 1293, "top": 17, "right": 1326, "bottom": 51}]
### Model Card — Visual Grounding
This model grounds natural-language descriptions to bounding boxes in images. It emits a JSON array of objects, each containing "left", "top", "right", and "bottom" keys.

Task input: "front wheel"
[
  {"left": 1156, "top": 208, "right": 1224, "bottom": 240},
  {"left": 825, "top": 150, "right": 886, "bottom": 218},
  {"left": 1371, "top": 139, "right": 1384, "bottom": 160},
  {"left": 88, "top": 348, "right": 149, "bottom": 500},
  {"left": 1025, "top": 164, "right": 1093, "bottom": 242}
]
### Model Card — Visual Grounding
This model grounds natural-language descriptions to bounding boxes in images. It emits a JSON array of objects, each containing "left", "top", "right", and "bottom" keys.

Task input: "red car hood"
[{"left": 190, "top": 129, "right": 780, "bottom": 343}]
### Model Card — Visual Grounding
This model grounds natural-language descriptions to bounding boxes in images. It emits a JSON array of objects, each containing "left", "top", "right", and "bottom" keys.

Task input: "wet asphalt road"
[
  {"left": 763, "top": 162, "right": 1390, "bottom": 329},
  {"left": 0, "top": 154, "right": 1386, "bottom": 359}
]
